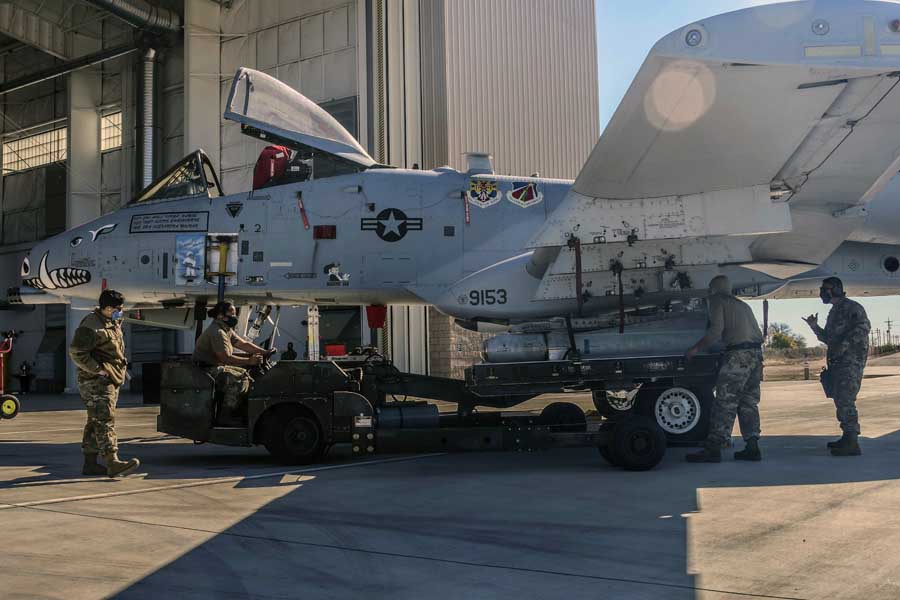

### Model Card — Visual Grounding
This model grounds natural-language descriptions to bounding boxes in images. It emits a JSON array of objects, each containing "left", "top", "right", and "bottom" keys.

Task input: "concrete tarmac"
[{"left": 2, "top": 369, "right": 900, "bottom": 599}]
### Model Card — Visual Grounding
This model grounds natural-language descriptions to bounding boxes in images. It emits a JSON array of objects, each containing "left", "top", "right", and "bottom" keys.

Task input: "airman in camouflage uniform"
[
  {"left": 193, "top": 301, "right": 270, "bottom": 426},
  {"left": 804, "top": 277, "right": 870, "bottom": 456},
  {"left": 685, "top": 275, "right": 765, "bottom": 463},
  {"left": 68, "top": 289, "right": 140, "bottom": 477}
]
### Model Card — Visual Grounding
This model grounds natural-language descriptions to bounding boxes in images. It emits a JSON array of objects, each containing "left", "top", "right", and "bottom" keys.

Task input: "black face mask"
[
  {"left": 819, "top": 287, "right": 832, "bottom": 304},
  {"left": 223, "top": 315, "right": 239, "bottom": 328}
]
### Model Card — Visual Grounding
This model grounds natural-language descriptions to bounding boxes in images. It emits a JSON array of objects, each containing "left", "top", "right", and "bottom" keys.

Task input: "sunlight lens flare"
[{"left": 643, "top": 61, "right": 717, "bottom": 132}]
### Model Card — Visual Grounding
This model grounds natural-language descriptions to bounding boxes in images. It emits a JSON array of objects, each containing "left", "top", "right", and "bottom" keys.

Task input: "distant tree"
[{"left": 767, "top": 322, "right": 807, "bottom": 350}]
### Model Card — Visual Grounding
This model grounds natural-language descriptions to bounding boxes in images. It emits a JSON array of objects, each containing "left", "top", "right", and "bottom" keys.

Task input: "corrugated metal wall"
[
  {"left": 418, "top": 0, "right": 448, "bottom": 169},
  {"left": 442, "top": 0, "right": 598, "bottom": 179}
]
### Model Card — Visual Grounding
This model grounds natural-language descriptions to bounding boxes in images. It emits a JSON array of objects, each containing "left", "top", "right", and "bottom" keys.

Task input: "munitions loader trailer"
[{"left": 157, "top": 351, "right": 720, "bottom": 471}]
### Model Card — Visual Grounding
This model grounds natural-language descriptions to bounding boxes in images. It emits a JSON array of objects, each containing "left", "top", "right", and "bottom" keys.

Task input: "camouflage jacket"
[
  {"left": 813, "top": 297, "right": 870, "bottom": 365},
  {"left": 69, "top": 309, "right": 127, "bottom": 386}
]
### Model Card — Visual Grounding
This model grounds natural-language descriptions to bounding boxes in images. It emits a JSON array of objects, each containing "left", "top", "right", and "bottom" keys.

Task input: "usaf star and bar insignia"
[
  {"left": 361, "top": 208, "right": 423, "bottom": 242},
  {"left": 361, "top": 181, "right": 543, "bottom": 243}
]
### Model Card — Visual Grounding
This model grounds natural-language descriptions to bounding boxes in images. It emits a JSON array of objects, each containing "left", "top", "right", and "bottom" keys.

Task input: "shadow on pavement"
[
  {"left": 20, "top": 429, "right": 886, "bottom": 600},
  {"left": 8, "top": 393, "right": 147, "bottom": 414}
]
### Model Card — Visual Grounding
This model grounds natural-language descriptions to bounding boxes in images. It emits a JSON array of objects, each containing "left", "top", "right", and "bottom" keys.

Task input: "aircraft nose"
[
  {"left": 19, "top": 252, "right": 33, "bottom": 280},
  {"left": 20, "top": 239, "right": 93, "bottom": 291},
  {"left": 20, "top": 242, "right": 52, "bottom": 290}
]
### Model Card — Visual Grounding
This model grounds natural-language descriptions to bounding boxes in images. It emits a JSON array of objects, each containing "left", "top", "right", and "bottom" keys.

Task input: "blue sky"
[{"left": 595, "top": 0, "right": 900, "bottom": 344}]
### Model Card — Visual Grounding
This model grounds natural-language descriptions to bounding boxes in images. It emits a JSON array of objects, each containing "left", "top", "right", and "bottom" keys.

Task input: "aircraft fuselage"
[{"left": 19, "top": 164, "right": 900, "bottom": 323}]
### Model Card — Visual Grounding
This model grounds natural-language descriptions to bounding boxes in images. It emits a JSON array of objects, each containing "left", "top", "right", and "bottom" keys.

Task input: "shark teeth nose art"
[{"left": 22, "top": 252, "right": 91, "bottom": 290}]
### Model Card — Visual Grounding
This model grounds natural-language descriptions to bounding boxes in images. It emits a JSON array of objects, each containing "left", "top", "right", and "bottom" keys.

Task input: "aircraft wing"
[
  {"left": 533, "top": 0, "right": 900, "bottom": 265},
  {"left": 223, "top": 67, "right": 376, "bottom": 167}
]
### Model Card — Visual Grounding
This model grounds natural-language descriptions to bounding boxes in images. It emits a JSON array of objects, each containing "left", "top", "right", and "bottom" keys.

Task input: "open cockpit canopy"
[
  {"left": 131, "top": 150, "right": 224, "bottom": 204},
  {"left": 223, "top": 67, "right": 376, "bottom": 169}
]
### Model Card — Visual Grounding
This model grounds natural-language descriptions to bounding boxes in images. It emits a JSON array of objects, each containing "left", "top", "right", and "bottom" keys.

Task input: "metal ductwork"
[
  {"left": 141, "top": 47, "right": 156, "bottom": 188},
  {"left": 84, "top": 3, "right": 178, "bottom": 190},
  {"left": 86, "top": 0, "right": 181, "bottom": 32}
]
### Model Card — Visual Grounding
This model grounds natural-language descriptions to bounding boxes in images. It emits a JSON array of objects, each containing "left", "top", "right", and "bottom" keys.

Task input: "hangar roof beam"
[
  {"left": 0, "top": 42, "right": 136, "bottom": 96},
  {"left": 0, "top": 2, "right": 68, "bottom": 59}
]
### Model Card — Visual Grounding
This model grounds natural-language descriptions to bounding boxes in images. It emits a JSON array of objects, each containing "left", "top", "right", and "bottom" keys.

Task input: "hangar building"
[{"left": 0, "top": 0, "right": 598, "bottom": 393}]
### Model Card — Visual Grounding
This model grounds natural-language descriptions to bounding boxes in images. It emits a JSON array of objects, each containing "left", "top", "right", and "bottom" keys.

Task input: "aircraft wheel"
[
  {"left": 598, "top": 443, "right": 623, "bottom": 467},
  {"left": 638, "top": 386, "right": 710, "bottom": 444},
  {"left": 611, "top": 415, "right": 667, "bottom": 471},
  {"left": 0, "top": 395, "right": 19, "bottom": 419},
  {"left": 540, "top": 402, "right": 586, "bottom": 431},
  {"left": 263, "top": 406, "right": 324, "bottom": 464}
]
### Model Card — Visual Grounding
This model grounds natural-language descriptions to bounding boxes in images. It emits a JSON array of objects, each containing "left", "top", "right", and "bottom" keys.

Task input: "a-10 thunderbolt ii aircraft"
[{"left": 12, "top": 0, "right": 900, "bottom": 364}]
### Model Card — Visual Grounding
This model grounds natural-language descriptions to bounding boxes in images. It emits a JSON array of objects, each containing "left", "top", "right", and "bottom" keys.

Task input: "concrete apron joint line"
[
  {"left": 0, "top": 453, "right": 448, "bottom": 509},
  {"left": 0, "top": 452, "right": 811, "bottom": 600},
  {"left": 0, "top": 422, "right": 158, "bottom": 436},
  {"left": 7, "top": 500, "right": 810, "bottom": 600}
]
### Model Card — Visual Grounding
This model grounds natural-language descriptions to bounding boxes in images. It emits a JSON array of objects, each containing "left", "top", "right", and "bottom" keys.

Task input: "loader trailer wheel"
[
  {"left": 611, "top": 415, "right": 667, "bottom": 471},
  {"left": 263, "top": 406, "right": 324, "bottom": 464},
  {"left": 540, "top": 402, "right": 586, "bottom": 431},
  {"left": 598, "top": 443, "right": 623, "bottom": 467},
  {"left": 1, "top": 395, "right": 19, "bottom": 419},
  {"left": 638, "top": 385, "right": 711, "bottom": 444}
]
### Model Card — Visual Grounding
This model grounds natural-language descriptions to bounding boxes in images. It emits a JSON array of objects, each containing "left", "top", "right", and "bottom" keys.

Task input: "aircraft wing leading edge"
[{"left": 532, "top": 0, "right": 900, "bottom": 267}]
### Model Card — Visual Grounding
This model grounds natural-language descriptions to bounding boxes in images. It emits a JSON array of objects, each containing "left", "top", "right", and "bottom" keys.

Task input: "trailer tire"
[
  {"left": 598, "top": 443, "right": 623, "bottom": 467},
  {"left": 540, "top": 402, "right": 586, "bottom": 431},
  {"left": 1, "top": 395, "right": 19, "bottom": 419},
  {"left": 262, "top": 406, "right": 324, "bottom": 464},
  {"left": 612, "top": 415, "right": 667, "bottom": 471},
  {"left": 638, "top": 385, "right": 711, "bottom": 443}
]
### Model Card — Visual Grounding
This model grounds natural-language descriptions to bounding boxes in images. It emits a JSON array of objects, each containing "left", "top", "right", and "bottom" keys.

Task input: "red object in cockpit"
[{"left": 252, "top": 145, "right": 292, "bottom": 190}]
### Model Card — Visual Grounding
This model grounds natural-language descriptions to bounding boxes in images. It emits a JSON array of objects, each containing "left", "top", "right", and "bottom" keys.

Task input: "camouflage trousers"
[
  {"left": 706, "top": 349, "right": 763, "bottom": 446},
  {"left": 210, "top": 366, "right": 251, "bottom": 411},
  {"left": 829, "top": 361, "right": 864, "bottom": 435},
  {"left": 78, "top": 377, "right": 119, "bottom": 456}
]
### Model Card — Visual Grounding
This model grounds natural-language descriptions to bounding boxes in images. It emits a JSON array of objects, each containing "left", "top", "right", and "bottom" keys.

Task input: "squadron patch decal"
[
  {"left": 361, "top": 208, "right": 423, "bottom": 242},
  {"left": 506, "top": 181, "right": 544, "bottom": 208},
  {"left": 467, "top": 179, "right": 501, "bottom": 208}
]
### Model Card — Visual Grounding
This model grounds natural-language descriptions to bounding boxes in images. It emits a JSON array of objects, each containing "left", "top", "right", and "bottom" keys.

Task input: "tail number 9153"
[{"left": 469, "top": 289, "right": 508, "bottom": 305}]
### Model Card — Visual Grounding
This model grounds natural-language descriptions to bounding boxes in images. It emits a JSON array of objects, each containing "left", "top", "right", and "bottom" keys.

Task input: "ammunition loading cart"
[{"left": 157, "top": 351, "right": 721, "bottom": 471}]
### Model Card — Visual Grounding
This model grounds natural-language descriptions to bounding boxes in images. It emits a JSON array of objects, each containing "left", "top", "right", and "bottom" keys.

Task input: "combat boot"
[
  {"left": 81, "top": 453, "right": 107, "bottom": 476},
  {"left": 686, "top": 445, "right": 722, "bottom": 463},
  {"left": 734, "top": 437, "right": 762, "bottom": 461},
  {"left": 827, "top": 432, "right": 851, "bottom": 449},
  {"left": 104, "top": 452, "right": 140, "bottom": 477},
  {"left": 830, "top": 433, "right": 862, "bottom": 456}
]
